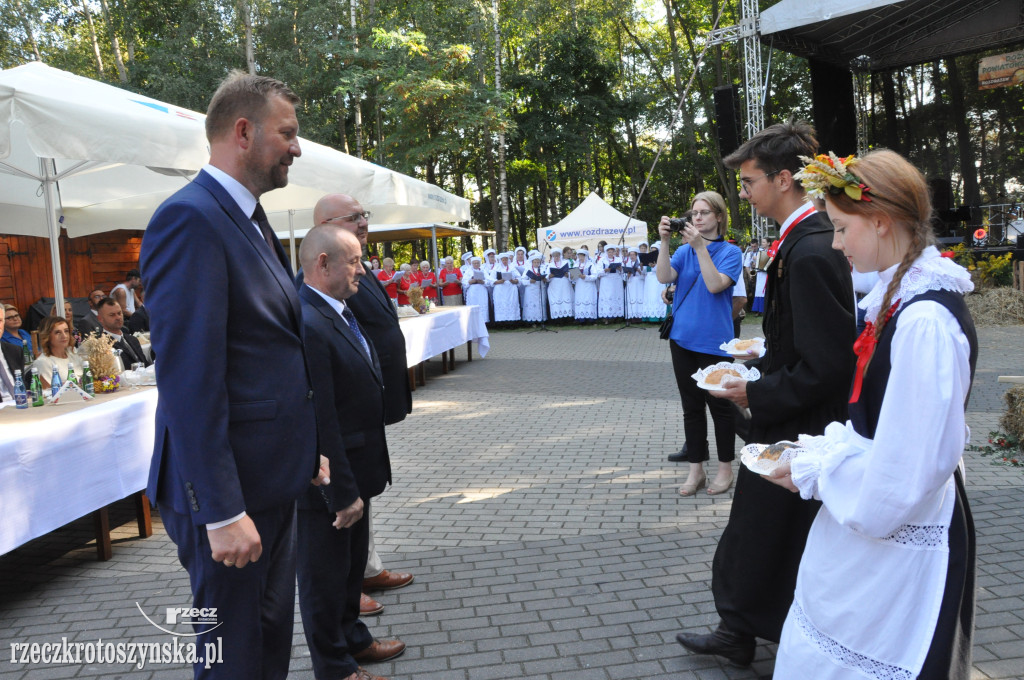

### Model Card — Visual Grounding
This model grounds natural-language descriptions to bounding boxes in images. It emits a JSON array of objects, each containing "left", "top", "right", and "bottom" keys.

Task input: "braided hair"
[{"left": 824, "top": 149, "right": 935, "bottom": 338}]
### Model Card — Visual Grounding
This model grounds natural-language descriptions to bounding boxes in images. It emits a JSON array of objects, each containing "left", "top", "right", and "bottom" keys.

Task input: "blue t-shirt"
[
  {"left": 1, "top": 329, "right": 32, "bottom": 355},
  {"left": 669, "top": 239, "right": 742, "bottom": 355}
]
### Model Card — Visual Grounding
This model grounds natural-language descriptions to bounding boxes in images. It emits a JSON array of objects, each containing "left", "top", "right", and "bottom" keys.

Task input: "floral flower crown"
[{"left": 794, "top": 152, "right": 872, "bottom": 202}]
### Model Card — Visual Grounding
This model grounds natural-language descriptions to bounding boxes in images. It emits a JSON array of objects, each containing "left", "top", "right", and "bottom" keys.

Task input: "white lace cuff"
[{"left": 790, "top": 454, "right": 821, "bottom": 500}]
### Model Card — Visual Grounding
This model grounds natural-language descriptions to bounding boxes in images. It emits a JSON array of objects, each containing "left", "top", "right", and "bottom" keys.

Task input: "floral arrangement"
[
  {"left": 967, "top": 386, "right": 1024, "bottom": 470},
  {"left": 407, "top": 287, "right": 430, "bottom": 314},
  {"left": 77, "top": 333, "right": 121, "bottom": 379},
  {"left": 795, "top": 152, "right": 872, "bottom": 202},
  {"left": 94, "top": 374, "right": 121, "bottom": 394}
]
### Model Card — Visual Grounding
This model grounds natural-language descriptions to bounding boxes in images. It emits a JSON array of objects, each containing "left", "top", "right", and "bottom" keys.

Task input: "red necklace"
[{"left": 849, "top": 299, "right": 900, "bottom": 404}]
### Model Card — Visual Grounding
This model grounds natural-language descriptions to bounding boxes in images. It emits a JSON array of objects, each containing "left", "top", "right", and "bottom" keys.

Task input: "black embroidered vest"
[{"left": 849, "top": 289, "right": 978, "bottom": 440}]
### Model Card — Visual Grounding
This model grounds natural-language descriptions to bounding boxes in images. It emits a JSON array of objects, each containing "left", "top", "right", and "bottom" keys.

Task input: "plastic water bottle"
[
  {"left": 29, "top": 367, "right": 44, "bottom": 407},
  {"left": 81, "top": 361, "right": 95, "bottom": 397},
  {"left": 13, "top": 369, "right": 28, "bottom": 409},
  {"left": 50, "top": 365, "right": 62, "bottom": 397}
]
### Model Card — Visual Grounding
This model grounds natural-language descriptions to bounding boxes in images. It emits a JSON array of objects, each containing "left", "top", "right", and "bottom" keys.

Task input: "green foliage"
[{"left": 974, "top": 252, "right": 1014, "bottom": 287}]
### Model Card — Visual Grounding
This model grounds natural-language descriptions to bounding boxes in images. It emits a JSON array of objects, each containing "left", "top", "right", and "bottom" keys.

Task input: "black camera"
[{"left": 667, "top": 210, "right": 693, "bottom": 232}]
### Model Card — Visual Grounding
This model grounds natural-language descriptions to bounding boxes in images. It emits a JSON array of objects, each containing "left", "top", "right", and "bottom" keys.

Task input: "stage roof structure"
[{"left": 759, "top": 0, "right": 1024, "bottom": 71}]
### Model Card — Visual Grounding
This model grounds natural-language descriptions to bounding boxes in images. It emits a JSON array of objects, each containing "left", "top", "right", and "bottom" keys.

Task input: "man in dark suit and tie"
[
  {"left": 95, "top": 297, "right": 151, "bottom": 368},
  {"left": 76, "top": 289, "right": 105, "bottom": 336},
  {"left": 0, "top": 305, "right": 25, "bottom": 403},
  {"left": 140, "top": 71, "right": 327, "bottom": 680},
  {"left": 296, "top": 225, "right": 405, "bottom": 680},
  {"left": 311, "top": 194, "right": 416, "bottom": 603}
]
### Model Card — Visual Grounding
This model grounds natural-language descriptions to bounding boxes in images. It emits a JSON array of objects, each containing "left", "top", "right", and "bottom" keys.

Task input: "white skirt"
[
  {"left": 625, "top": 275, "right": 645, "bottom": 319},
  {"left": 597, "top": 275, "right": 624, "bottom": 318},
  {"left": 574, "top": 280, "right": 598, "bottom": 319},
  {"left": 548, "top": 278, "right": 574, "bottom": 319},
  {"left": 642, "top": 274, "right": 667, "bottom": 320},
  {"left": 521, "top": 283, "right": 545, "bottom": 322},
  {"left": 492, "top": 281, "right": 520, "bottom": 322},
  {"left": 464, "top": 283, "right": 490, "bottom": 323}
]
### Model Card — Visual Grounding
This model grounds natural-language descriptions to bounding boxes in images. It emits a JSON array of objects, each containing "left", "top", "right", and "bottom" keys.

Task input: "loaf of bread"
[
  {"left": 705, "top": 368, "right": 741, "bottom": 385},
  {"left": 734, "top": 339, "right": 761, "bottom": 352},
  {"left": 758, "top": 442, "right": 798, "bottom": 462}
]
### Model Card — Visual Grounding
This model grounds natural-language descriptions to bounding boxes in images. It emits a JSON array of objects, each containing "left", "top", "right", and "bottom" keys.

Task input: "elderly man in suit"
[
  {"left": 311, "top": 194, "right": 415, "bottom": 607},
  {"left": 76, "top": 289, "right": 105, "bottom": 336},
  {"left": 140, "top": 71, "right": 327, "bottom": 680},
  {"left": 296, "top": 225, "right": 405, "bottom": 680}
]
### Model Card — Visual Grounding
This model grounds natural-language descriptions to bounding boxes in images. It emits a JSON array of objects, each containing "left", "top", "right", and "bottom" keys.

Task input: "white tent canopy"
[
  {"left": 537, "top": 192, "right": 647, "bottom": 254},
  {"left": 0, "top": 62, "right": 470, "bottom": 310}
]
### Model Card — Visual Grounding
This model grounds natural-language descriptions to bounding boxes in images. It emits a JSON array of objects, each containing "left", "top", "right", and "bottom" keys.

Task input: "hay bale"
[
  {"left": 965, "top": 287, "right": 1024, "bottom": 326},
  {"left": 1001, "top": 386, "right": 1024, "bottom": 443}
]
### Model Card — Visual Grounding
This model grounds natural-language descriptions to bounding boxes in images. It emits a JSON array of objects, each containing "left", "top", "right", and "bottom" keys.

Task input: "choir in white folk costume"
[
  {"left": 642, "top": 242, "right": 669, "bottom": 321},
  {"left": 491, "top": 252, "right": 521, "bottom": 322},
  {"left": 462, "top": 256, "right": 490, "bottom": 322},
  {"left": 594, "top": 243, "right": 625, "bottom": 319},
  {"left": 624, "top": 246, "right": 646, "bottom": 320},
  {"left": 767, "top": 150, "right": 978, "bottom": 680},
  {"left": 460, "top": 251, "right": 474, "bottom": 278},
  {"left": 546, "top": 249, "right": 574, "bottom": 319},
  {"left": 520, "top": 253, "right": 547, "bottom": 323},
  {"left": 573, "top": 248, "right": 598, "bottom": 321}
]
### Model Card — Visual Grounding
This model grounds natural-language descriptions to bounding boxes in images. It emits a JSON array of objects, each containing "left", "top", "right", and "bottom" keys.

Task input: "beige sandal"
[
  {"left": 707, "top": 474, "right": 734, "bottom": 495},
  {"left": 679, "top": 474, "right": 707, "bottom": 496}
]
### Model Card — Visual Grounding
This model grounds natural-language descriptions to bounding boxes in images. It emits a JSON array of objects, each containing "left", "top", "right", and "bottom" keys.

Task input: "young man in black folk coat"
[{"left": 675, "top": 121, "right": 856, "bottom": 666}]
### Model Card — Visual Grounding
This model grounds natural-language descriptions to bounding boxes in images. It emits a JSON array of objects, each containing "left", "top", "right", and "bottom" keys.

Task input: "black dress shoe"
[
  {"left": 667, "top": 444, "right": 688, "bottom": 462},
  {"left": 676, "top": 625, "right": 755, "bottom": 667}
]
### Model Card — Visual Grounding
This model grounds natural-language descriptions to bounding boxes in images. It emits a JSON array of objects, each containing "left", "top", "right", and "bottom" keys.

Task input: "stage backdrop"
[{"left": 537, "top": 192, "right": 647, "bottom": 255}]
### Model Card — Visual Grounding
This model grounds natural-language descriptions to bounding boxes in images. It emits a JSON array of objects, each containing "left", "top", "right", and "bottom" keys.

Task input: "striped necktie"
[{"left": 341, "top": 307, "right": 371, "bottom": 358}]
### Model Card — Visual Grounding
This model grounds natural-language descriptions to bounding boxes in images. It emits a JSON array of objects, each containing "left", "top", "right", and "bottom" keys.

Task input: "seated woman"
[
  {"left": 51, "top": 300, "right": 83, "bottom": 345},
  {"left": 2, "top": 304, "right": 34, "bottom": 355},
  {"left": 32, "top": 315, "right": 85, "bottom": 388}
]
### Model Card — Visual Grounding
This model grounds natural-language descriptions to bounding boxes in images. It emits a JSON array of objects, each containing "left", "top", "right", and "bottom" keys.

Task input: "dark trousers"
[
  {"left": 296, "top": 497, "right": 374, "bottom": 680},
  {"left": 670, "top": 341, "right": 737, "bottom": 463},
  {"left": 161, "top": 502, "right": 298, "bottom": 680}
]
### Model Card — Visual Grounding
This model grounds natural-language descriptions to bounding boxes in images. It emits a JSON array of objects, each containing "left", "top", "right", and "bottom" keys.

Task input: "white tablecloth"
[
  {"left": 0, "top": 388, "right": 157, "bottom": 555},
  {"left": 400, "top": 305, "right": 489, "bottom": 365}
]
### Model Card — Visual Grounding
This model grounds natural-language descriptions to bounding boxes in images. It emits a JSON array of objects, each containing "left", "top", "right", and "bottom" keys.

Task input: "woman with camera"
[{"left": 657, "top": 191, "right": 743, "bottom": 496}]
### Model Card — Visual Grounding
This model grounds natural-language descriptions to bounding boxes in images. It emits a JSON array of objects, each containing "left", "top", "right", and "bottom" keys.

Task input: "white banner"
[{"left": 535, "top": 222, "right": 647, "bottom": 255}]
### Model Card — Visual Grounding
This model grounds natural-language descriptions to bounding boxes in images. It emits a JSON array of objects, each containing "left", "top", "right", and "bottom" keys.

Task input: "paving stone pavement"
[{"left": 1, "top": 323, "right": 1022, "bottom": 679}]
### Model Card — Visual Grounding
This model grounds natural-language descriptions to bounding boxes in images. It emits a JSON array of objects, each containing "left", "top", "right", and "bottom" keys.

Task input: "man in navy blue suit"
[
  {"left": 140, "top": 71, "right": 328, "bottom": 679},
  {"left": 295, "top": 225, "right": 405, "bottom": 680}
]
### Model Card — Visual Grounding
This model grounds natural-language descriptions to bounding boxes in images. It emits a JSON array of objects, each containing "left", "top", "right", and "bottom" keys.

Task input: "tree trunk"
[
  {"left": 351, "top": 0, "right": 363, "bottom": 158},
  {"left": 98, "top": 0, "right": 127, "bottom": 82},
  {"left": 880, "top": 70, "right": 900, "bottom": 152},
  {"left": 13, "top": 0, "right": 42, "bottom": 61},
  {"left": 238, "top": 1, "right": 255, "bottom": 74},
  {"left": 336, "top": 91, "right": 350, "bottom": 155},
  {"left": 931, "top": 62, "right": 952, "bottom": 180},
  {"left": 945, "top": 58, "right": 980, "bottom": 206},
  {"left": 80, "top": 0, "right": 105, "bottom": 78},
  {"left": 490, "top": 0, "right": 510, "bottom": 253}
]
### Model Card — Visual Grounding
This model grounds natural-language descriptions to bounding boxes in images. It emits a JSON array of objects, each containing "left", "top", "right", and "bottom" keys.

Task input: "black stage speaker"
[
  {"left": 809, "top": 58, "right": 858, "bottom": 157},
  {"left": 713, "top": 84, "right": 743, "bottom": 156}
]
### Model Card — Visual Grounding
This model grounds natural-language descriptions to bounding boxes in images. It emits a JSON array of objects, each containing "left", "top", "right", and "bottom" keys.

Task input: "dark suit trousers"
[
  {"left": 297, "top": 498, "right": 374, "bottom": 680},
  {"left": 669, "top": 341, "right": 736, "bottom": 463},
  {"left": 161, "top": 502, "right": 297, "bottom": 680}
]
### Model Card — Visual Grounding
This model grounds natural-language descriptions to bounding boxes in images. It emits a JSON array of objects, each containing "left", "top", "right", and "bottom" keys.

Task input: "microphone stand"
[{"left": 615, "top": 252, "right": 643, "bottom": 332}]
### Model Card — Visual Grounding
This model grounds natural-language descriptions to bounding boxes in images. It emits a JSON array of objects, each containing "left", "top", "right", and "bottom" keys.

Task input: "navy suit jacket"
[
  {"left": 299, "top": 284, "right": 391, "bottom": 514},
  {"left": 140, "top": 169, "right": 317, "bottom": 524}
]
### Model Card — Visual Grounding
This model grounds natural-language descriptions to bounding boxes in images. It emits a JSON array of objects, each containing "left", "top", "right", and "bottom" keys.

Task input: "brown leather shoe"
[
  {"left": 362, "top": 569, "right": 414, "bottom": 591},
  {"left": 360, "top": 593, "right": 384, "bottom": 616},
  {"left": 352, "top": 668, "right": 388, "bottom": 680},
  {"left": 352, "top": 639, "right": 406, "bottom": 663}
]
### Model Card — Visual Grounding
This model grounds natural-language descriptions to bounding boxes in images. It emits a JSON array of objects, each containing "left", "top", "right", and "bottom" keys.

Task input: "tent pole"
[
  {"left": 39, "top": 158, "right": 66, "bottom": 316},
  {"left": 431, "top": 226, "right": 439, "bottom": 305},
  {"left": 288, "top": 209, "right": 297, "bottom": 273}
]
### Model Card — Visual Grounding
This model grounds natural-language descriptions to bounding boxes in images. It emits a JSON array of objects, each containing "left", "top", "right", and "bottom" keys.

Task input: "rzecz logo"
[{"left": 136, "top": 604, "right": 223, "bottom": 637}]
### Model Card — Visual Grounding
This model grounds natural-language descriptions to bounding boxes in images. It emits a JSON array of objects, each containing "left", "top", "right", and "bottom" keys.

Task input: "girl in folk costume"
[
  {"left": 546, "top": 249, "right": 574, "bottom": 319},
  {"left": 751, "top": 237, "right": 770, "bottom": 314},
  {"left": 462, "top": 256, "right": 491, "bottom": 322},
  {"left": 624, "top": 246, "right": 646, "bottom": 321},
  {"left": 642, "top": 242, "right": 669, "bottom": 321},
  {"left": 572, "top": 248, "right": 598, "bottom": 322},
  {"left": 491, "top": 252, "right": 521, "bottom": 322},
  {"left": 766, "top": 150, "right": 977, "bottom": 680},
  {"left": 521, "top": 253, "right": 547, "bottom": 322},
  {"left": 594, "top": 243, "right": 625, "bottom": 319}
]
